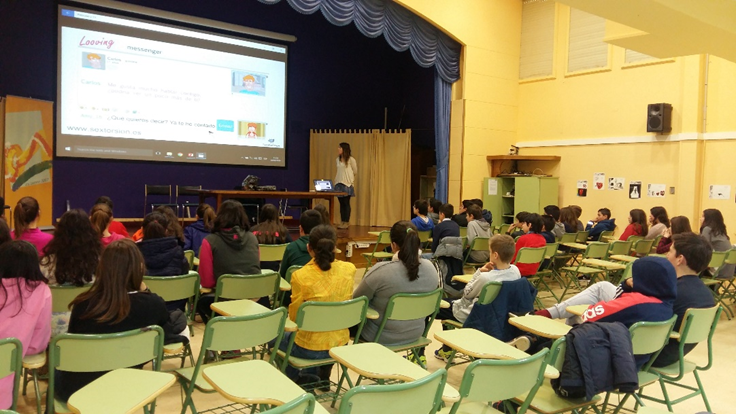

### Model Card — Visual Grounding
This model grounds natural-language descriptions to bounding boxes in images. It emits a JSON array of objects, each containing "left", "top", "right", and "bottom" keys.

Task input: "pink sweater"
[
  {"left": 0, "top": 279, "right": 52, "bottom": 409},
  {"left": 10, "top": 228, "right": 53, "bottom": 256},
  {"left": 101, "top": 232, "right": 126, "bottom": 247}
]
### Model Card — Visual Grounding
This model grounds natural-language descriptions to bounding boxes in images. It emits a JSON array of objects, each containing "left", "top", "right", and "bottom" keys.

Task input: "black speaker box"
[{"left": 647, "top": 103, "right": 672, "bottom": 133}]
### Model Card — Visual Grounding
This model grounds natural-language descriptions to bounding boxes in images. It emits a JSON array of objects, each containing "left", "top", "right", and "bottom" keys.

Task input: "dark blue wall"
[{"left": 0, "top": 0, "right": 434, "bottom": 217}]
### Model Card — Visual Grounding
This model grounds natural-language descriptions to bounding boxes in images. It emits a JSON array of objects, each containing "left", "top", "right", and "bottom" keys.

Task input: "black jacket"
[
  {"left": 137, "top": 236, "right": 189, "bottom": 276},
  {"left": 431, "top": 219, "right": 460, "bottom": 252},
  {"left": 552, "top": 322, "right": 638, "bottom": 401},
  {"left": 463, "top": 278, "right": 536, "bottom": 342}
]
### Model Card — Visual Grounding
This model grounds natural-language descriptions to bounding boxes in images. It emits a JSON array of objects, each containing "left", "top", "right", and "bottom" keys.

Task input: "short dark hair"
[
  {"left": 541, "top": 215, "right": 556, "bottom": 233},
  {"left": 471, "top": 198, "right": 483, "bottom": 208},
  {"left": 300, "top": 210, "right": 323, "bottom": 234},
  {"left": 95, "top": 196, "right": 114, "bottom": 210},
  {"left": 439, "top": 203, "right": 454, "bottom": 217},
  {"left": 525, "top": 213, "right": 544, "bottom": 233},
  {"left": 429, "top": 198, "right": 442, "bottom": 213},
  {"left": 466, "top": 205, "right": 483, "bottom": 220},
  {"left": 543, "top": 205, "right": 560, "bottom": 221},
  {"left": 489, "top": 234, "right": 516, "bottom": 263},
  {"left": 671, "top": 232, "right": 712, "bottom": 273},
  {"left": 598, "top": 208, "right": 611, "bottom": 219},
  {"left": 214, "top": 200, "right": 250, "bottom": 232},
  {"left": 461, "top": 200, "right": 474, "bottom": 209},
  {"left": 413, "top": 199, "right": 428, "bottom": 216},
  {"left": 516, "top": 211, "right": 530, "bottom": 222}
]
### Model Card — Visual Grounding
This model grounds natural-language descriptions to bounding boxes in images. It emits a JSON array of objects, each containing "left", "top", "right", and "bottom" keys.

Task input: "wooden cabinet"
[{"left": 483, "top": 176, "right": 559, "bottom": 225}]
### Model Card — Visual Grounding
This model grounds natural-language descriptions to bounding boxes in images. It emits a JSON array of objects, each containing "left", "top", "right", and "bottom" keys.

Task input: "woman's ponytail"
[
  {"left": 391, "top": 221, "right": 420, "bottom": 281},
  {"left": 142, "top": 212, "right": 169, "bottom": 240},
  {"left": 308, "top": 225, "right": 337, "bottom": 271},
  {"left": 90, "top": 203, "right": 113, "bottom": 237},
  {"left": 13, "top": 197, "right": 40, "bottom": 239},
  {"left": 198, "top": 203, "right": 216, "bottom": 231}
]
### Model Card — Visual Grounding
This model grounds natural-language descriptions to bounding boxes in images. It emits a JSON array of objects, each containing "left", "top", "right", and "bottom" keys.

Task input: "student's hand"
[
  {"left": 662, "top": 228, "right": 671, "bottom": 238},
  {"left": 480, "top": 261, "right": 495, "bottom": 272},
  {"left": 625, "top": 278, "right": 634, "bottom": 288},
  {"left": 140, "top": 281, "right": 148, "bottom": 291}
]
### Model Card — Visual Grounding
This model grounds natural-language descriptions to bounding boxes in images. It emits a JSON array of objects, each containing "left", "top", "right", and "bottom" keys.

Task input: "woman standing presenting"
[{"left": 334, "top": 142, "right": 357, "bottom": 229}]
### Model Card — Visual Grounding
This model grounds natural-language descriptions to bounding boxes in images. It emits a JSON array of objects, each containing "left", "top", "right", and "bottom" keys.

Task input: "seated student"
[
  {"left": 430, "top": 203, "right": 460, "bottom": 253},
  {"left": 585, "top": 208, "right": 616, "bottom": 241},
  {"left": 156, "top": 205, "right": 186, "bottom": 247},
  {"left": 618, "top": 209, "right": 649, "bottom": 241},
  {"left": 647, "top": 206, "right": 670, "bottom": 240},
  {"left": 55, "top": 239, "right": 180, "bottom": 403},
  {"left": 41, "top": 210, "right": 102, "bottom": 336},
  {"left": 94, "top": 196, "right": 129, "bottom": 238},
  {"left": 11, "top": 196, "right": 53, "bottom": 256},
  {"left": 569, "top": 204, "right": 585, "bottom": 231},
  {"left": 700, "top": 208, "right": 735, "bottom": 278},
  {"left": 434, "top": 234, "right": 521, "bottom": 360},
  {"left": 353, "top": 221, "right": 438, "bottom": 346},
  {"left": 197, "top": 200, "right": 260, "bottom": 322},
  {"left": 281, "top": 225, "right": 355, "bottom": 382},
  {"left": 279, "top": 209, "right": 323, "bottom": 307},
  {"left": 511, "top": 213, "right": 546, "bottom": 276},
  {"left": 472, "top": 198, "right": 493, "bottom": 223},
  {"left": 0, "top": 241, "right": 52, "bottom": 410},
  {"left": 313, "top": 204, "right": 331, "bottom": 227},
  {"left": 656, "top": 216, "right": 691, "bottom": 254},
  {"left": 252, "top": 203, "right": 293, "bottom": 271},
  {"left": 465, "top": 205, "right": 492, "bottom": 263},
  {"left": 427, "top": 198, "right": 441, "bottom": 225},
  {"left": 543, "top": 205, "right": 565, "bottom": 239},
  {"left": 90, "top": 203, "right": 127, "bottom": 247},
  {"left": 411, "top": 199, "right": 434, "bottom": 231},
  {"left": 451, "top": 200, "right": 473, "bottom": 227},
  {"left": 540, "top": 215, "right": 557, "bottom": 243},
  {"left": 559, "top": 207, "right": 578, "bottom": 234},
  {"left": 507, "top": 211, "right": 529, "bottom": 239},
  {"left": 183, "top": 203, "right": 215, "bottom": 257},
  {"left": 0, "top": 219, "right": 11, "bottom": 247}
]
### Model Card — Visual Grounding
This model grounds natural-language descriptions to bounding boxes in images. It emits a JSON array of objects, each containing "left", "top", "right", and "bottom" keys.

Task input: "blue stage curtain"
[
  {"left": 258, "top": 0, "right": 460, "bottom": 83},
  {"left": 434, "top": 71, "right": 451, "bottom": 203}
]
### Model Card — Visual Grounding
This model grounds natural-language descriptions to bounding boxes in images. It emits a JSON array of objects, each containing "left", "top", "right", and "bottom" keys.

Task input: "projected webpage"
[{"left": 57, "top": 7, "right": 288, "bottom": 166}]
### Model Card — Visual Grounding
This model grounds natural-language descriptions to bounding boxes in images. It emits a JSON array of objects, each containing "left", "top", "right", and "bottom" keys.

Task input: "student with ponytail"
[
  {"left": 183, "top": 203, "right": 216, "bottom": 257},
  {"left": 283, "top": 224, "right": 356, "bottom": 381},
  {"left": 90, "top": 203, "right": 126, "bottom": 247},
  {"left": 11, "top": 196, "right": 53, "bottom": 256},
  {"left": 137, "top": 212, "right": 189, "bottom": 277},
  {"left": 353, "top": 221, "right": 438, "bottom": 346}
]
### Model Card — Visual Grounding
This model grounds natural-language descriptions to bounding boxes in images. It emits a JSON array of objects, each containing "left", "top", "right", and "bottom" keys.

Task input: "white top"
[
  {"left": 335, "top": 156, "right": 357, "bottom": 187},
  {"left": 646, "top": 222, "right": 666, "bottom": 240},
  {"left": 452, "top": 265, "right": 521, "bottom": 322}
]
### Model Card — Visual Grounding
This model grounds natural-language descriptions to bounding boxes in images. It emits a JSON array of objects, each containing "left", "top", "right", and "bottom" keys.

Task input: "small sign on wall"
[
  {"left": 609, "top": 177, "right": 624, "bottom": 191},
  {"left": 709, "top": 185, "right": 731, "bottom": 200},
  {"left": 629, "top": 181, "right": 641, "bottom": 199},
  {"left": 593, "top": 173, "right": 605, "bottom": 190},
  {"left": 648, "top": 183, "right": 666, "bottom": 198},
  {"left": 577, "top": 180, "right": 588, "bottom": 197}
]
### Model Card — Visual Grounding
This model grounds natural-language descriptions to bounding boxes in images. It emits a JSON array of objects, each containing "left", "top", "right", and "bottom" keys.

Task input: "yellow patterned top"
[{"left": 289, "top": 258, "right": 356, "bottom": 350}]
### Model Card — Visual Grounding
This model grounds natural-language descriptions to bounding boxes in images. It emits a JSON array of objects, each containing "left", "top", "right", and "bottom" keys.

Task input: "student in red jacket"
[
  {"left": 619, "top": 209, "right": 649, "bottom": 241},
  {"left": 511, "top": 213, "right": 546, "bottom": 276}
]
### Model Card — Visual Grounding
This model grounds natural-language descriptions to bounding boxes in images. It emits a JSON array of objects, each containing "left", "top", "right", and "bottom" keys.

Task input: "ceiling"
[{"left": 555, "top": 0, "right": 736, "bottom": 63}]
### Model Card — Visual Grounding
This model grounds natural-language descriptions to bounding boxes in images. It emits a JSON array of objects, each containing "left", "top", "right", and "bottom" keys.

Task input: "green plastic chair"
[
  {"left": 359, "top": 288, "right": 443, "bottom": 368},
  {"left": 528, "top": 243, "right": 562, "bottom": 306},
  {"left": 459, "top": 226, "right": 468, "bottom": 238},
  {"left": 650, "top": 235, "right": 663, "bottom": 253},
  {"left": 559, "top": 232, "right": 577, "bottom": 243},
  {"left": 559, "top": 242, "right": 609, "bottom": 299},
  {"left": 627, "top": 235, "right": 644, "bottom": 243},
  {"left": 213, "top": 271, "right": 281, "bottom": 317},
  {"left": 699, "top": 251, "right": 733, "bottom": 319},
  {"left": 50, "top": 284, "right": 91, "bottom": 314},
  {"left": 600, "top": 315, "right": 677, "bottom": 414},
  {"left": 463, "top": 236, "right": 490, "bottom": 267},
  {"left": 361, "top": 231, "right": 393, "bottom": 269},
  {"left": 442, "top": 348, "right": 549, "bottom": 414},
  {"left": 144, "top": 272, "right": 201, "bottom": 367},
  {"left": 416, "top": 230, "right": 432, "bottom": 250},
  {"left": 442, "top": 282, "right": 502, "bottom": 334},
  {"left": 47, "top": 325, "right": 167, "bottom": 414},
  {"left": 514, "top": 337, "right": 602, "bottom": 413},
  {"left": 276, "top": 265, "right": 303, "bottom": 306},
  {"left": 261, "top": 393, "right": 316, "bottom": 413},
  {"left": 177, "top": 308, "right": 288, "bottom": 414},
  {"left": 574, "top": 231, "right": 589, "bottom": 243},
  {"left": 497, "top": 223, "right": 510, "bottom": 235},
  {"left": 338, "top": 368, "right": 447, "bottom": 414},
  {"left": 260, "top": 244, "right": 290, "bottom": 262},
  {"left": 598, "top": 230, "right": 615, "bottom": 241},
  {"left": 278, "top": 297, "right": 369, "bottom": 396},
  {"left": 716, "top": 249, "right": 736, "bottom": 317},
  {"left": 632, "top": 238, "right": 655, "bottom": 257},
  {"left": 608, "top": 240, "right": 633, "bottom": 257},
  {"left": 641, "top": 306, "right": 722, "bottom": 413},
  {"left": 183, "top": 250, "right": 195, "bottom": 270},
  {"left": 513, "top": 246, "right": 546, "bottom": 277},
  {"left": 0, "top": 338, "right": 22, "bottom": 411}
]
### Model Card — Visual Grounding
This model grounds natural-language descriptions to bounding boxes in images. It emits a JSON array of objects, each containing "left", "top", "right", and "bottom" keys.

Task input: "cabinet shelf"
[{"left": 487, "top": 155, "right": 561, "bottom": 177}]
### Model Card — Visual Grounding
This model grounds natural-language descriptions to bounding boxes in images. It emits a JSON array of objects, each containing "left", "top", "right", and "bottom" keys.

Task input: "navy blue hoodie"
[{"left": 586, "top": 218, "right": 616, "bottom": 240}]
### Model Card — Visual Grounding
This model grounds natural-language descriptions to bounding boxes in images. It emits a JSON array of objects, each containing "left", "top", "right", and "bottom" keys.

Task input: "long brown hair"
[
  {"left": 629, "top": 209, "right": 649, "bottom": 236},
  {"left": 339, "top": 142, "right": 352, "bottom": 165},
  {"left": 0, "top": 241, "right": 48, "bottom": 316},
  {"left": 196, "top": 203, "right": 216, "bottom": 231},
  {"left": 559, "top": 207, "right": 577, "bottom": 232},
  {"left": 70, "top": 239, "right": 145, "bottom": 324},
  {"left": 90, "top": 203, "right": 113, "bottom": 238},
  {"left": 154, "top": 205, "right": 184, "bottom": 243},
  {"left": 42, "top": 209, "right": 101, "bottom": 286},
  {"left": 13, "top": 196, "right": 40, "bottom": 238},
  {"left": 252, "top": 204, "right": 289, "bottom": 244},
  {"left": 670, "top": 216, "right": 692, "bottom": 235}
]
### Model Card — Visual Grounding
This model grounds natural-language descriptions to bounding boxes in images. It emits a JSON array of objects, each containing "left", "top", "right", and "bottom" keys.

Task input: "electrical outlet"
[{"left": 670, "top": 187, "right": 675, "bottom": 194}]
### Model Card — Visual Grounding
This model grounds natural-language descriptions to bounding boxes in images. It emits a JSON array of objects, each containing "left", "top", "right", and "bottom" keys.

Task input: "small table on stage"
[{"left": 198, "top": 189, "right": 347, "bottom": 222}]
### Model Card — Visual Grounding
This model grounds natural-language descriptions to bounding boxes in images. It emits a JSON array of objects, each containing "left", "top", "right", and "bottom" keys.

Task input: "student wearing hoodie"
[
  {"left": 543, "top": 205, "right": 565, "bottom": 239},
  {"left": 183, "top": 203, "right": 216, "bottom": 257},
  {"left": 279, "top": 209, "right": 323, "bottom": 307},
  {"left": 411, "top": 199, "right": 434, "bottom": 231},
  {"left": 465, "top": 204, "right": 491, "bottom": 263},
  {"left": 585, "top": 208, "right": 616, "bottom": 241},
  {"left": 197, "top": 200, "right": 260, "bottom": 322}
]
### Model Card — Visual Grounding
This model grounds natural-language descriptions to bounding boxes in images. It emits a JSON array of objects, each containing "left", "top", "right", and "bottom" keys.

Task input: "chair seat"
[
  {"left": 67, "top": 368, "right": 176, "bottom": 414},
  {"left": 648, "top": 359, "right": 697, "bottom": 376},
  {"left": 438, "top": 400, "right": 504, "bottom": 413},
  {"left": 54, "top": 397, "right": 73, "bottom": 414},
  {"left": 442, "top": 319, "right": 463, "bottom": 329},
  {"left": 23, "top": 352, "right": 46, "bottom": 369},
  {"left": 561, "top": 266, "right": 605, "bottom": 275},
  {"left": 361, "top": 252, "right": 393, "bottom": 260},
  {"left": 638, "top": 370, "right": 660, "bottom": 387},
  {"left": 514, "top": 383, "right": 602, "bottom": 414},
  {"left": 176, "top": 357, "right": 247, "bottom": 392},
  {"left": 275, "top": 350, "right": 334, "bottom": 369},
  {"left": 385, "top": 337, "right": 432, "bottom": 353},
  {"left": 701, "top": 279, "right": 721, "bottom": 286},
  {"left": 163, "top": 342, "right": 185, "bottom": 355}
]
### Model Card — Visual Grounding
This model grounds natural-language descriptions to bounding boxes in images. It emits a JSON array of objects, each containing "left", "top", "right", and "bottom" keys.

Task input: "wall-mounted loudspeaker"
[{"left": 647, "top": 103, "right": 672, "bottom": 133}]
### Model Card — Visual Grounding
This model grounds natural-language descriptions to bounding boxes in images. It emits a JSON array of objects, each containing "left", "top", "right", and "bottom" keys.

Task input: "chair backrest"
[
  {"left": 574, "top": 231, "right": 589, "bottom": 243},
  {"left": 559, "top": 233, "right": 576, "bottom": 243},
  {"left": 374, "top": 289, "right": 443, "bottom": 342},
  {"left": 583, "top": 242, "right": 609, "bottom": 259},
  {"left": 514, "top": 247, "right": 546, "bottom": 274},
  {"left": 183, "top": 250, "right": 195, "bottom": 270},
  {"left": 632, "top": 238, "right": 655, "bottom": 256},
  {"left": 50, "top": 284, "right": 91, "bottom": 313},
  {"left": 375, "top": 231, "right": 392, "bottom": 245},
  {"left": 478, "top": 281, "right": 503, "bottom": 305},
  {"left": 262, "top": 393, "right": 315, "bottom": 414},
  {"left": 0, "top": 338, "right": 22, "bottom": 411},
  {"left": 176, "top": 185, "right": 202, "bottom": 197},
  {"left": 724, "top": 248, "right": 736, "bottom": 265},
  {"left": 544, "top": 242, "right": 559, "bottom": 259},
  {"left": 336, "top": 368, "right": 447, "bottom": 414},
  {"left": 215, "top": 271, "right": 280, "bottom": 301},
  {"left": 469, "top": 236, "right": 490, "bottom": 251},
  {"left": 599, "top": 230, "right": 615, "bottom": 240},
  {"left": 144, "top": 272, "right": 200, "bottom": 302},
  {"left": 284, "top": 265, "right": 302, "bottom": 283},
  {"left": 260, "top": 244, "right": 290, "bottom": 262},
  {"left": 457, "top": 348, "right": 549, "bottom": 411},
  {"left": 145, "top": 184, "right": 171, "bottom": 197},
  {"left": 650, "top": 234, "right": 663, "bottom": 252},
  {"left": 678, "top": 306, "right": 721, "bottom": 345},
  {"left": 627, "top": 235, "right": 644, "bottom": 243},
  {"left": 296, "top": 296, "right": 368, "bottom": 334},
  {"left": 619, "top": 261, "right": 635, "bottom": 282},
  {"left": 416, "top": 230, "right": 432, "bottom": 243},
  {"left": 459, "top": 226, "right": 468, "bottom": 238},
  {"left": 608, "top": 240, "right": 633, "bottom": 257},
  {"left": 629, "top": 315, "right": 677, "bottom": 356},
  {"left": 204, "top": 308, "right": 287, "bottom": 355},
  {"left": 498, "top": 223, "right": 510, "bottom": 235},
  {"left": 702, "top": 251, "right": 728, "bottom": 276}
]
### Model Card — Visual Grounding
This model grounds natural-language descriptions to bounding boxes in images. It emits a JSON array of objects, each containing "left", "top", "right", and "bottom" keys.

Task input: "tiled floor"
[{"left": 15, "top": 270, "right": 734, "bottom": 413}]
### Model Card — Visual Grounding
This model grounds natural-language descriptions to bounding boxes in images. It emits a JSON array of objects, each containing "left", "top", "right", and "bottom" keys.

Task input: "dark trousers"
[
  {"left": 338, "top": 196, "right": 351, "bottom": 222},
  {"left": 435, "top": 302, "right": 461, "bottom": 352}
]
